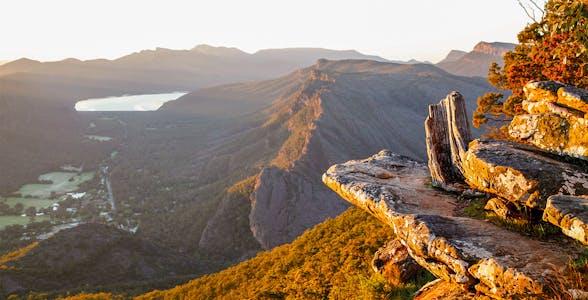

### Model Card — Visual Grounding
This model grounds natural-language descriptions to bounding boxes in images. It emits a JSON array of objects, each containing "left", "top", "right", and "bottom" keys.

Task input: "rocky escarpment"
[{"left": 324, "top": 86, "right": 588, "bottom": 298}]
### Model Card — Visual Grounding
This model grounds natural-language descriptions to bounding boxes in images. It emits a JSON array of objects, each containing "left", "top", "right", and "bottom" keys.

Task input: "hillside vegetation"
[
  {"left": 47, "top": 207, "right": 431, "bottom": 300},
  {"left": 135, "top": 207, "right": 431, "bottom": 300}
]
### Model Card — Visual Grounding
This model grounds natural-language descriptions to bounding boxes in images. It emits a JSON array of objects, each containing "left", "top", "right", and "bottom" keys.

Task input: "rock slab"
[
  {"left": 462, "top": 139, "right": 588, "bottom": 208},
  {"left": 322, "top": 150, "right": 571, "bottom": 298},
  {"left": 543, "top": 195, "right": 588, "bottom": 245},
  {"left": 509, "top": 113, "right": 588, "bottom": 160}
]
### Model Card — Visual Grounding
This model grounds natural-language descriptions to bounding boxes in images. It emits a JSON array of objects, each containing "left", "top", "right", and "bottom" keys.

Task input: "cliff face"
[
  {"left": 323, "top": 84, "right": 588, "bottom": 298},
  {"left": 248, "top": 60, "right": 492, "bottom": 249}
]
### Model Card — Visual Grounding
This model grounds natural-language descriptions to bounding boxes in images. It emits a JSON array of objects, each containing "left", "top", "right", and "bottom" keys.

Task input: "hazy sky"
[{"left": 0, "top": 0, "right": 542, "bottom": 63}]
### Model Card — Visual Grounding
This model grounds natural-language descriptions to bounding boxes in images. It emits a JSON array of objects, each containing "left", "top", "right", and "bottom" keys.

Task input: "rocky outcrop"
[
  {"left": 543, "top": 195, "right": 588, "bottom": 245},
  {"left": 509, "top": 113, "right": 588, "bottom": 159},
  {"left": 461, "top": 139, "right": 588, "bottom": 208},
  {"left": 371, "top": 239, "right": 422, "bottom": 286},
  {"left": 509, "top": 81, "right": 588, "bottom": 159},
  {"left": 322, "top": 150, "right": 571, "bottom": 298},
  {"left": 425, "top": 91, "right": 472, "bottom": 191}
]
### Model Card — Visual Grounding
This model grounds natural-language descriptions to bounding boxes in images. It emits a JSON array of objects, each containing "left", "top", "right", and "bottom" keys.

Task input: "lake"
[{"left": 75, "top": 92, "right": 188, "bottom": 111}]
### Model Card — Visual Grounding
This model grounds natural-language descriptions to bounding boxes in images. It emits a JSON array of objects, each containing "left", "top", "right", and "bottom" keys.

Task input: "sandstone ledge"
[
  {"left": 462, "top": 139, "right": 588, "bottom": 208},
  {"left": 509, "top": 114, "right": 588, "bottom": 160},
  {"left": 543, "top": 195, "right": 588, "bottom": 245},
  {"left": 322, "top": 150, "right": 571, "bottom": 298}
]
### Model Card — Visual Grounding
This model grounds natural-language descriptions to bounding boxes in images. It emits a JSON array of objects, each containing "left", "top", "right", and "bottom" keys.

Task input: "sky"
[{"left": 0, "top": 0, "right": 543, "bottom": 63}]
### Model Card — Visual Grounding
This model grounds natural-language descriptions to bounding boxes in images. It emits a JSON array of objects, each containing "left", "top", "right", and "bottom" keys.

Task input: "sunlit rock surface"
[
  {"left": 543, "top": 195, "right": 588, "bottom": 245},
  {"left": 462, "top": 139, "right": 588, "bottom": 208},
  {"left": 322, "top": 150, "right": 571, "bottom": 298}
]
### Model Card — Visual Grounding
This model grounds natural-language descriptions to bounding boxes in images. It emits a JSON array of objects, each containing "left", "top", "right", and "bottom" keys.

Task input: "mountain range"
[{"left": 0, "top": 43, "right": 506, "bottom": 297}]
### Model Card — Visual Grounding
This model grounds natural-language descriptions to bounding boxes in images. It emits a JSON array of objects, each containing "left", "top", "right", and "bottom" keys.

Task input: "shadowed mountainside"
[
  {"left": 0, "top": 223, "right": 204, "bottom": 297},
  {"left": 0, "top": 55, "right": 495, "bottom": 297},
  {"left": 0, "top": 46, "right": 391, "bottom": 195},
  {"left": 109, "top": 59, "right": 493, "bottom": 261}
]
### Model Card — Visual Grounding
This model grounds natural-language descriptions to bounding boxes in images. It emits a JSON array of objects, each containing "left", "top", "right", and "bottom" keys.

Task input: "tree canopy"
[{"left": 473, "top": 0, "right": 588, "bottom": 128}]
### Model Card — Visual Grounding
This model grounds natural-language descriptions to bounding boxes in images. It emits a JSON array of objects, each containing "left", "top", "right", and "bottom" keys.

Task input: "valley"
[{"left": 0, "top": 45, "right": 498, "bottom": 297}]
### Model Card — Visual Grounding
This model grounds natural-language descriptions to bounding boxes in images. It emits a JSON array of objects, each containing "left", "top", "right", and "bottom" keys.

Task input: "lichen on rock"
[
  {"left": 322, "top": 150, "right": 571, "bottom": 298},
  {"left": 543, "top": 195, "right": 588, "bottom": 245},
  {"left": 509, "top": 113, "right": 588, "bottom": 160},
  {"left": 461, "top": 139, "right": 588, "bottom": 208}
]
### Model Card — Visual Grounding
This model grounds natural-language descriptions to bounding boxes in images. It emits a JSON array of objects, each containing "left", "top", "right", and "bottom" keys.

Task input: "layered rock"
[
  {"left": 322, "top": 150, "right": 571, "bottom": 298},
  {"left": 543, "top": 195, "right": 588, "bottom": 245},
  {"left": 461, "top": 139, "right": 588, "bottom": 208},
  {"left": 511, "top": 81, "right": 588, "bottom": 159},
  {"left": 509, "top": 113, "right": 588, "bottom": 159},
  {"left": 425, "top": 91, "right": 472, "bottom": 191}
]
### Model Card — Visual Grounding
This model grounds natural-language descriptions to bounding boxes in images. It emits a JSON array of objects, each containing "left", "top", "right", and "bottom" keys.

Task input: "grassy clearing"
[
  {"left": 1, "top": 198, "right": 57, "bottom": 210},
  {"left": 16, "top": 172, "right": 94, "bottom": 198},
  {"left": 0, "top": 215, "right": 50, "bottom": 230}
]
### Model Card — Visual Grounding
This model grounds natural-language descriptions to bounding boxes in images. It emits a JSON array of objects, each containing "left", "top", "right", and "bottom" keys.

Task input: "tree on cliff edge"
[{"left": 473, "top": 0, "right": 588, "bottom": 128}]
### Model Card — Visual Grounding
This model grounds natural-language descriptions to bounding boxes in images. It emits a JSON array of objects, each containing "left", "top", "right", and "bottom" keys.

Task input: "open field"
[
  {"left": 0, "top": 215, "right": 51, "bottom": 229},
  {"left": 16, "top": 172, "right": 95, "bottom": 198}
]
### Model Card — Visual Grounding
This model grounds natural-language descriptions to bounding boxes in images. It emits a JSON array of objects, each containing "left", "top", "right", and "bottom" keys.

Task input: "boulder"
[
  {"left": 543, "top": 195, "right": 588, "bottom": 245},
  {"left": 523, "top": 80, "right": 588, "bottom": 116},
  {"left": 522, "top": 100, "right": 584, "bottom": 118},
  {"left": 461, "top": 139, "right": 588, "bottom": 208},
  {"left": 484, "top": 197, "right": 513, "bottom": 219},
  {"left": 509, "top": 114, "right": 588, "bottom": 160},
  {"left": 558, "top": 85, "right": 588, "bottom": 115},
  {"left": 523, "top": 80, "right": 564, "bottom": 103},
  {"left": 371, "top": 238, "right": 422, "bottom": 286},
  {"left": 425, "top": 91, "right": 472, "bottom": 191},
  {"left": 322, "top": 150, "right": 572, "bottom": 298}
]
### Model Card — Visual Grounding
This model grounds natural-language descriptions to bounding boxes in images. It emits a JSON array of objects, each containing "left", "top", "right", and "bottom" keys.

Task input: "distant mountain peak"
[
  {"left": 3, "top": 57, "right": 42, "bottom": 67},
  {"left": 436, "top": 41, "right": 517, "bottom": 77},
  {"left": 440, "top": 50, "right": 468, "bottom": 64},
  {"left": 472, "top": 41, "right": 516, "bottom": 57},
  {"left": 191, "top": 44, "right": 249, "bottom": 57}
]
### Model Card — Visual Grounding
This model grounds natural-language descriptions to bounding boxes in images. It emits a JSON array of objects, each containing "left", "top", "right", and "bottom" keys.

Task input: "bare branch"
[
  {"left": 517, "top": 0, "right": 545, "bottom": 22},
  {"left": 529, "top": 0, "right": 545, "bottom": 17},
  {"left": 518, "top": 0, "right": 539, "bottom": 22}
]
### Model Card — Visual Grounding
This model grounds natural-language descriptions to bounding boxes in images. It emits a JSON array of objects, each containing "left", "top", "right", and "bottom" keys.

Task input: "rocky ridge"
[{"left": 323, "top": 83, "right": 588, "bottom": 298}]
